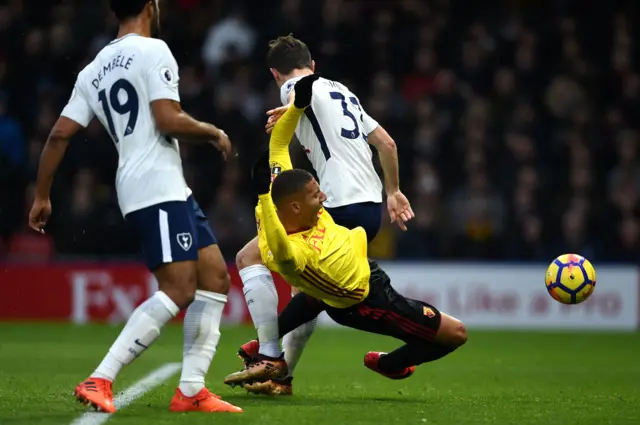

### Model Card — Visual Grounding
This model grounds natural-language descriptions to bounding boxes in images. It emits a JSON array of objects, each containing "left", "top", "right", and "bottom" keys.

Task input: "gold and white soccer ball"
[{"left": 545, "top": 254, "right": 596, "bottom": 304}]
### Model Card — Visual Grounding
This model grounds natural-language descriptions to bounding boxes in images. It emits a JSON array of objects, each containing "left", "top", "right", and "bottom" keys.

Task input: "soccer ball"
[{"left": 545, "top": 254, "right": 596, "bottom": 304}]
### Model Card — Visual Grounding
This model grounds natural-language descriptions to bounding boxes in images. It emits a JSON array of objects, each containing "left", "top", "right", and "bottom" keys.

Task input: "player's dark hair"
[
  {"left": 267, "top": 35, "right": 313, "bottom": 75},
  {"left": 271, "top": 169, "right": 314, "bottom": 206},
  {"left": 110, "top": 0, "right": 150, "bottom": 20}
]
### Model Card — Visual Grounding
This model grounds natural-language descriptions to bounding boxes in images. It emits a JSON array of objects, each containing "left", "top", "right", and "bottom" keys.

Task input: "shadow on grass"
[{"left": 220, "top": 393, "right": 424, "bottom": 406}]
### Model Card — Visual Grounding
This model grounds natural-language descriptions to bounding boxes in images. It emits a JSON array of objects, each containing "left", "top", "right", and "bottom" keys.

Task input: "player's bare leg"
[
  {"left": 236, "top": 237, "right": 282, "bottom": 359},
  {"left": 75, "top": 261, "right": 196, "bottom": 413},
  {"left": 170, "top": 244, "right": 242, "bottom": 413}
]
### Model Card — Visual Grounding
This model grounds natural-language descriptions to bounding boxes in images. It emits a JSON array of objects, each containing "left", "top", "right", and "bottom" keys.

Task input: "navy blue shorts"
[
  {"left": 325, "top": 202, "right": 382, "bottom": 242},
  {"left": 125, "top": 196, "right": 217, "bottom": 271}
]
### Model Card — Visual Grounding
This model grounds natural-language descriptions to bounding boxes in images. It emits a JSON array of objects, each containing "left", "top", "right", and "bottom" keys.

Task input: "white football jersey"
[
  {"left": 280, "top": 76, "right": 383, "bottom": 208},
  {"left": 61, "top": 33, "right": 191, "bottom": 216}
]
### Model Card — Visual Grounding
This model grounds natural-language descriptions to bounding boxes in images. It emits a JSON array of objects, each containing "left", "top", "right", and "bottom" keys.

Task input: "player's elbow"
[
  {"left": 369, "top": 126, "right": 396, "bottom": 153},
  {"left": 47, "top": 117, "right": 80, "bottom": 146},
  {"left": 151, "top": 99, "right": 182, "bottom": 136}
]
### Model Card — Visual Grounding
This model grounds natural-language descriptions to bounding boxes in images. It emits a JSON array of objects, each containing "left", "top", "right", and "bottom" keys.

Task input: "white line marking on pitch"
[{"left": 70, "top": 362, "right": 181, "bottom": 425}]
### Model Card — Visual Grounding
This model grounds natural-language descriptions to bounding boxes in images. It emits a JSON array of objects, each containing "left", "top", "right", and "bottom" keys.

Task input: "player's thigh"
[
  {"left": 126, "top": 200, "right": 199, "bottom": 308},
  {"left": 236, "top": 235, "right": 263, "bottom": 269},
  {"left": 187, "top": 195, "right": 231, "bottom": 294},
  {"left": 354, "top": 264, "right": 442, "bottom": 342}
]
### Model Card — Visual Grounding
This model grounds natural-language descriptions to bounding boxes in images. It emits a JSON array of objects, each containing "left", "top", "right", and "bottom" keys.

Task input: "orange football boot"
[
  {"left": 169, "top": 388, "right": 242, "bottom": 413},
  {"left": 74, "top": 377, "right": 116, "bottom": 413},
  {"left": 364, "top": 352, "right": 415, "bottom": 380},
  {"left": 242, "top": 377, "right": 293, "bottom": 395}
]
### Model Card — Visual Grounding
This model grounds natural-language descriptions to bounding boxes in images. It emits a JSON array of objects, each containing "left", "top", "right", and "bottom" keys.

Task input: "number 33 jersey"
[
  {"left": 280, "top": 77, "right": 383, "bottom": 208},
  {"left": 61, "top": 34, "right": 189, "bottom": 216}
]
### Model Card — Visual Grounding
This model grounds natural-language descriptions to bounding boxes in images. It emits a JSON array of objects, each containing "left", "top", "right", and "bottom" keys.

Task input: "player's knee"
[
  {"left": 206, "top": 266, "right": 231, "bottom": 295},
  {"left": 435, "top": 313, "right": 468, "bottom": 348},
  {"left": 451, "top": 321, "right": 468, "bottom": 347},
  {"left": 155, "top": 261, "right": 198, "bottom": 309},
  {"left": 197, "top": 245, "right": 231, "bottom": 295},
  {"left": 236, "top": 239, "right": 262, "bottom": 270}
]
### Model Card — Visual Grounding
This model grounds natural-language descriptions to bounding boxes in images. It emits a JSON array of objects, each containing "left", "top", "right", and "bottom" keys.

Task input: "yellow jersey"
[{"left": 255, "top": 105, "right": 370, "bottom": 308}]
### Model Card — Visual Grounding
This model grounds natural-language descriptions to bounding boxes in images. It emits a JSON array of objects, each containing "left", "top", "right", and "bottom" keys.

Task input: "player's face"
[{"left": 299, "top": 179, "right": 326, "bottom": 227}]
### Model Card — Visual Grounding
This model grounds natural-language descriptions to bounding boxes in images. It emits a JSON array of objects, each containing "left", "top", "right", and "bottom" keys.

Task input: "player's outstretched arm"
[
  {"left": 29, "top": 116, "right": 83, "bottom": 233},
  {"left": 151, "top": 100, "right": 232, "bottom": 160},
  {"left": 368, "top": 126, "right": 415, "bottom": 231},
  {"left": 252, "top": 149, "right": 305, "bottom": 273}
]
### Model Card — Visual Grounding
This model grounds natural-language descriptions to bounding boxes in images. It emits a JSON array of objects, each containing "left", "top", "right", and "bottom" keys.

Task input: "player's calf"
[
  {"left": 179, "top": 243, "right": 231, "bottom": 398},
  {"left": 236, "top": 237, "right": 282, "bottom": 358}
]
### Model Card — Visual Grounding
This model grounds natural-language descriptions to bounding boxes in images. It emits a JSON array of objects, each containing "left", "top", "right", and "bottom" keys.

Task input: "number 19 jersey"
[
  {"left": 61, "top": 34, "right": 189, "bottom": 216},
  {"left": 280, "top": 76, "right": 383, "bottom": 208}
]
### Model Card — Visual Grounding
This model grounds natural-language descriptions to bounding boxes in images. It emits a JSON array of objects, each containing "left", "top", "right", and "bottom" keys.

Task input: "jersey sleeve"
[
  {"left": 146, "top": 40, "right": 180, "bottom": 103},
  {"left": 280, "top": 79, "right": 297, "bottom": 106},
  {"left": 258, "top": 193, "right": 308, "bottom": 273},
  {"left": 60, "top": 83, "right": 94, "bottom": 128},
  {"left": 360, "top": 105, "right": 379, "bottom": 135},
  {"left": 268, "top": 104, "right": 305, "bottom": 174}
]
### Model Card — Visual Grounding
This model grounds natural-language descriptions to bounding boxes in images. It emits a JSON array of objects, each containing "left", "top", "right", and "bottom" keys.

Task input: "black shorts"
[{"left": 324, "top": 261, "right": 442, "bottom": 343}]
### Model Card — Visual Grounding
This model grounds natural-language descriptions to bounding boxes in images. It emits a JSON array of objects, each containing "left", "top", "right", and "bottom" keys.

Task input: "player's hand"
[
  {"left": 28, "top": 197, "right": 52, "bottom": 234},
  {"left": 293, "top": 74, "right": 320, "bottom": 108},
  {"left": 251, "top": 147, "right": 272, "bottom": 196},
  {"left": 265, "top": 104, "right": 291, "bottom": 134},
  {"left": 211, "top": 128, "right": 233, "bottom": 160},
  {"left": 386, "top": 191, "right": 414, "bottom": 231}
]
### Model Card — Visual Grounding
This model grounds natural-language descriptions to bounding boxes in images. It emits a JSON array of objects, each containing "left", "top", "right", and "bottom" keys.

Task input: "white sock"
[
  {"left": 178, "top": 290, "right": 226, "bottom": 397},
  {"left": 92, "top": 291, "right": 179, "bottom": 381},
  {"left": 283, "top": 316, "right": 317, "bottom": 377},
  {"left": 239, "top": 264, "right": 282, "bottom": 358}
]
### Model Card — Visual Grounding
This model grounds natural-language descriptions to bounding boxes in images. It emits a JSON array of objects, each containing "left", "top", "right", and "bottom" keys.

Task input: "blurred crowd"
[{"left": 0, "top": 0, "right": 638, "bottom": 263}]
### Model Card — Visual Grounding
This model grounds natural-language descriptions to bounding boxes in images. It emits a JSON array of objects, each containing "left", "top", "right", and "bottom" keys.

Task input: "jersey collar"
[{"left": 109, "top": 33, "right": 141, "bottom": 45}]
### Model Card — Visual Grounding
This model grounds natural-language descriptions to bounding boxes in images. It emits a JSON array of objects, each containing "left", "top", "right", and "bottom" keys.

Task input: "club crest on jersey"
[
  {"left": 271, "top": 166, "right": 282, "bottom": 182},
  {"left": 160, "top": 67, "right": 174, "bottom": 85},
  {"left": 177, "top": 232, "right": 192, "bottom": 251},
  {"left": 423, "top": 306, "right": 436, "bottom": 318}
]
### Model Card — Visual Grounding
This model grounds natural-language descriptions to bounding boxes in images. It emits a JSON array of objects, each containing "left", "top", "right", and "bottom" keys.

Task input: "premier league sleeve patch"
[
  {"left": 285, "top": 81, "right": 295, "bottom": 95},
  {"left": 160, "top": 67, "right": 176, "bottom": 86}
]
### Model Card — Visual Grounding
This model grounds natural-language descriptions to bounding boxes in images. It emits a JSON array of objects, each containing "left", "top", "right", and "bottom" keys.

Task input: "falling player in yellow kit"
[{"left": 223, "top": 75, "right": 467, "bottom": 388}]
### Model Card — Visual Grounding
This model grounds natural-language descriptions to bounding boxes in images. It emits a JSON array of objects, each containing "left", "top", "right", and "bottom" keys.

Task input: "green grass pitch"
[{"left": 0, "top": 323, "right": 638, "bottom": 425}]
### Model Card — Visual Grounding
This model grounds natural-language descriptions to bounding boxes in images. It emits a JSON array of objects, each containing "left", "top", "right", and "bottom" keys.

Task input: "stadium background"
[
  {"left": 0, "top": 1, "right": 638, "bottom": 424},
  {"left": 0, "top": 0, "right": 638, "bottom": 329}
]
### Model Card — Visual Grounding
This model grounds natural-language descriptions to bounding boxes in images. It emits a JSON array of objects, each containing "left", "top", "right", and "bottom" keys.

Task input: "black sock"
[
  {"left": 277, "top": 292, "right": 324, "bottom": 337},
  {"left": 378, "top": 342, "right": 456, "bottom": 372}
]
